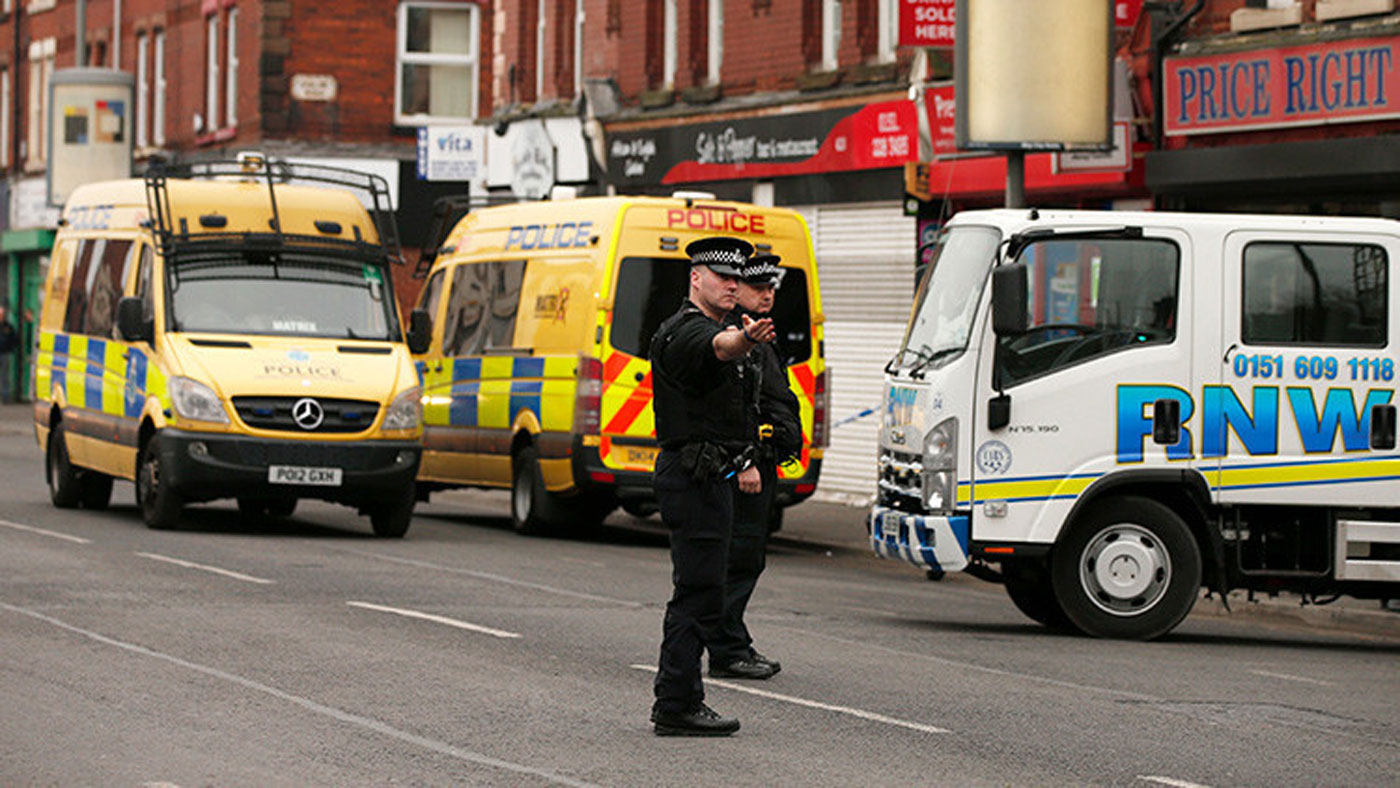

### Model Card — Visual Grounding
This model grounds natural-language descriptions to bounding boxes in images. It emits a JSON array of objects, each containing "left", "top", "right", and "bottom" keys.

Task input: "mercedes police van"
[
  {"left": 872, "top": 209, "right": 1398, "bottom": 639},
  {"left": 410, "top": 194, "right": 828, "bottom": 535},
  {"left": 34, "top": 156, "right": 429, "bottom": 536}
]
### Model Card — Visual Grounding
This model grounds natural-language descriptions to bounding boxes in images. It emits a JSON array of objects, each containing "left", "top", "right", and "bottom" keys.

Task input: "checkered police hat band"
[{"left": 692, "top": 249, "right": 747, "bottom": 267}]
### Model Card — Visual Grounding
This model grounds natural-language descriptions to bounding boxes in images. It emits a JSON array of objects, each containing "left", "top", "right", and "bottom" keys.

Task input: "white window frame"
[
  {"left": 573, "top": 0, "right": 585, "bottom": 96},
  {"left": 395, "top": 1, "right": 481, "bottom": 124},
  {"left": 26, "top": 37, "right": 54, "bottom": 169},
  {"left": 662, "top": 0, "right": 677, "bottom": 89},
  {"left": 1, "top": 68, "right": 9, "bottom": 168},
  {"left": 153, "top": 30, "right": 166, "bottom": 145},
  {"left": 135, "top": 33, "right": 149, "bottom": 148},
  {"left": 535, "top": 0, "right": 547, "bottom": 99},
  {"left": 226, "top": 7, "right": 239, "bottom": 127},
  {"left": 706, "top": 0, "right": 722, "bottom": 85},
  {"left": 822, "top": 0, "right": 842, "bottom": 71},
  {"left": 205, "top": 14, "right": 220, "bottom": 131},
  {"left": 877, "top": 0, "right": 896, "bottom": 63}
]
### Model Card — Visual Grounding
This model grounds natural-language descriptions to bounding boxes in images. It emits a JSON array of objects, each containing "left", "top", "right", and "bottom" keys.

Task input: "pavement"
[{"left": 6, "top": 401, "right": 1398, "bottom": 639}]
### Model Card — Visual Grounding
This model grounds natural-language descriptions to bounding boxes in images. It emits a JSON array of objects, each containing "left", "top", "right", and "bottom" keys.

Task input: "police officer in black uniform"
[
  {"left": 648, "top": 236, "right": 776, "bottom": 736},
  {"left": 708, "top": 252, "right": 803, "bottom": 680}
]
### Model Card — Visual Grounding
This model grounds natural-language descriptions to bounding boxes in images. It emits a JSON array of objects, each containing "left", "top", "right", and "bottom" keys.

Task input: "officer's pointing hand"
[{"left": 741, "top": 314, "right": 776, "bottom": 344}]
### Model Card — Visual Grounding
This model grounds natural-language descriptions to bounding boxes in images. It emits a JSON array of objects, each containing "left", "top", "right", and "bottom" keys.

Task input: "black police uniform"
[
  {"left": 709, "top": 302, "right": 802, "bottom": 672},
  {"left": 648, "top": 237, "right": 757, "bottom": 733}
]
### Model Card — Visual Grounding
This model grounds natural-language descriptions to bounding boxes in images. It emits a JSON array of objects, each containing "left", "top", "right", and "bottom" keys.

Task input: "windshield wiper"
[
  {"left": 884, "top": 345, "right": 934, "bottom": 374},
  {"left": 908, "top": 346, "right": 963, "bottom": 378}
]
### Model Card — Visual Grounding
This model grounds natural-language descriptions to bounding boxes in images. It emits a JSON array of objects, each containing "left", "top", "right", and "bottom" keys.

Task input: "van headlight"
[
  {"left": 382, "top": 386, "right": 423, "bottom": 432},
  {"left": 169, "top": 376, "right": 229, "bottom": 424},
  {"left": 921, "top": 417, "right": 957, "bottom": 513}
]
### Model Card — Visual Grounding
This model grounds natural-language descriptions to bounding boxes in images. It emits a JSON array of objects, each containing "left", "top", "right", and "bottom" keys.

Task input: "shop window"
[
  {"left": 397, "top": 1, "right": 480, "bottom": 124},
  {"left": 1243, "top": 242, "right": 1388, "bottom": 347},
  {"left": 442, "top": 261, "right": 526, "bottom": 357},
  {"left": 998, "top": 238, "right": 1180, "bottom": 387},
  {"left": 64, "top": 239, "right": 135, "bottom": 338}
]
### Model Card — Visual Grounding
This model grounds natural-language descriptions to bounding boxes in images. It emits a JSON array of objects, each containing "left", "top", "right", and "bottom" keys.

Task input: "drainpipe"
[{"left": 1152, "top": 0, "right": 1205, "bottom": 149}]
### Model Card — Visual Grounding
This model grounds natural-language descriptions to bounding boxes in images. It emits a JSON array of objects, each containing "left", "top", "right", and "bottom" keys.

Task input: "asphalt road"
[{"left": 1, "top": 426, "right": 1397, "bottom": 787}]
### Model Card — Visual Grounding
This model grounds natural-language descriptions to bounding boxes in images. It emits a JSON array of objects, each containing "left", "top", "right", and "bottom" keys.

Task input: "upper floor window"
[
  {"left": 1243, "top": 242, "right": 1388, "bottom": 347},
  {"left": 573, "top": 0, "right": 586, "bottom": 95},
  {"left": 226, "top": 8, "right": 240, "bottom": 127},
  {"left": 1, "top": 68, "right": 10, "bottom": 168},
  {"left": 397, "top": 1, "right": 480, "bottom": 124},
  {"left": 706, "top": 0, "right": 723, "bottom": 84},
  {"left": 876, "top": 0, "right": 896, "bottom": 63},
  {"left": 153, "top": 30, "right": 167, "bottom": 145},
  {"left": 206, "top": 13, "right": 220, "bottom": 131},
  {"left": 535, "top": 0, "right": 547, "bottom": 100},
  {"left": 26, "top": 37, "right": 55, "bottom": 169},
  {"left": 822, "top": 0, "right": 842, "bottom": 71},
  {"left": 663, "top": 0, "right": 678, "bottom": 89}
]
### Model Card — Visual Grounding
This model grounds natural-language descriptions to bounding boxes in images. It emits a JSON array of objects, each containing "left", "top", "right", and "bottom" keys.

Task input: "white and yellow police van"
[
  {"left": 410, "top": 194, "right": 828, "bottom": 534},
  {"left": 872, "top": 209, "right": 1398, "bottom": 639},
  {"left": 34, "top": 156, "right": 429, "bottom": 536}
]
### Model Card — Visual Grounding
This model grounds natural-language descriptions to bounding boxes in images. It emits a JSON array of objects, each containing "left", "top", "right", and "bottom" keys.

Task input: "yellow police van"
[
  {"left": 410, "top": 194, "right": 828, "bottom": 534},
  {"left": 34, "top": 155, "right": 429, "bottom": 536}
]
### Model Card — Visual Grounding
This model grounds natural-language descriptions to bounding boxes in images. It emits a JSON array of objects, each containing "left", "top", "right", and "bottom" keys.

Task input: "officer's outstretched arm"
[{"left": 712, "top": 317, "right": 774, "bottom": 361}]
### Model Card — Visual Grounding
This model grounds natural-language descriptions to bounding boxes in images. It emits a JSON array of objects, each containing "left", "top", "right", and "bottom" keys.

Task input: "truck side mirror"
[
  {"left": 407, "top": 308, "right": 432, "bottom": 355},
  {"left": 991, "top": 263, "right": 1028, "bottom": 335},
  {"left": 116, "top": 297, "right": 153, "bottom": 343}
]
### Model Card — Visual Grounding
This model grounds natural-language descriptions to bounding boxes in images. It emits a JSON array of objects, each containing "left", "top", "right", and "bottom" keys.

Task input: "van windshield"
[
  {"left": 898, "top": 226, "right": 1001, "bottom": 370},
  {"left": 611, "top": 256, "right": 812, "bottom": 365},
  {"left": 167, "top": 251, "right": 398, "bottom": 340}
]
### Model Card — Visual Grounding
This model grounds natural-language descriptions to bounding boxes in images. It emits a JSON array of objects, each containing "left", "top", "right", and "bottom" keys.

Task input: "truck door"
[{"left": 1216, "top": 231, "right": 1397, "bottom": 508}]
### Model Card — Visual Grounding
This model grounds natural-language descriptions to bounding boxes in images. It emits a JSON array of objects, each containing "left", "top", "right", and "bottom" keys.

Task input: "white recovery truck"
[{"left": 871, "top": 209, "right": 1398, "bottom": 639}]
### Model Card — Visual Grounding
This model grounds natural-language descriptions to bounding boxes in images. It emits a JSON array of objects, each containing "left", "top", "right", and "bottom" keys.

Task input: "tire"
[
  {"left": 1002, "top": 560, "right": 1071, "bottom": 630},
  {"left": 510, "top": 446, "right": 555, "bottom": 536},
  {"left": 237, "top": 497, "right": 266, "bottom": 518},
  {"left": 237, "top": 498, "right": 297, "bottom": 520},
  {"left": 46, "top": 422, "right": 83, "bottom": 509},
  {"left": 136, "top": 437, "right": 182, "bottom": 530},
  {"left": 370, "top": 484, "right": 414, "bottom": 538},
  {"left": 79, "top": 473, "right": 114, "bottom": 510},
  {"left": 621, "top": 499, "right": 658, "bottom": 519},
  {"left": 1050, "top": 496, "right": 1201, "bottom": 640}
]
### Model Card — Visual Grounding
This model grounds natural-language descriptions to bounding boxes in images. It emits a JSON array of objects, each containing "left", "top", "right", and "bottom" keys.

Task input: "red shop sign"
[
  {"left": 1164, "top": 35, "right": 1400, "bottom": 136},
  {"left": 899, "top": 0, "right": 955, "bottom": 49}
]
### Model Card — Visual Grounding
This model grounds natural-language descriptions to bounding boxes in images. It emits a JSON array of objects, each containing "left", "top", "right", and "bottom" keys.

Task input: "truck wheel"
[
  {"left": 46, "top": 422, "right": 83, "bottom": 509},
  {"left": 1002, "top": 560, "right": 1070, "bottom": 630},
  {"left": 370, "top": 485, "right": 414, "bottom": 538},
  {"left": 1050, "top": 496, "right": 1201, "bottom": 640},
  {"left": 79, "top": 473, "right": 114, "bottom": 510},
  {"left": 136, "top": 437, "right": 182, "bottom": 530},
  {"left": 511, "top": 446, "right": 555, "bottom": 536}
]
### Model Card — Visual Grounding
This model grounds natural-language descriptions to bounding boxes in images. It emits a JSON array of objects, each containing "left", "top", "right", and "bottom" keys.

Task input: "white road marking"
[
  {"left": 135, "top": 552, "right": 274, "bottom": 585},
  {"left": 346, "top": 601, "right": 520, "bottom": 639},
  {"left": 0, "top": 601, "right": 598, "bottom": 788},
  {"left": 628, "top": 664, "right": 948, "bottom": 735},
  {"left": 0, "top": 518, "right": 91, "bottom": 544},
  {"left": 1138, "top": 776, "right": 1214, "bottom": 788},
  {"left": 333, "top": 548, "right": 643, "bottom": 607},
  {"left": 1247, "top": 669, "right": 1333, "bottom": 687}
]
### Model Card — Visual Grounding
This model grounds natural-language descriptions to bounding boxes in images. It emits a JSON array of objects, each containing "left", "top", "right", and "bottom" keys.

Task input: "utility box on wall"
[{"left": 48, "top": 68, "right": 135, "bottom": 207}]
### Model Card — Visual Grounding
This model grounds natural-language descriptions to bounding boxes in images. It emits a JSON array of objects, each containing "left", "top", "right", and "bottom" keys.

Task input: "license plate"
[
  {"left": 268, "top": 465, "right": 343, "bottom": 486},
  {"left": 880, "top": 511, "right": 904, "bottom": 539}
]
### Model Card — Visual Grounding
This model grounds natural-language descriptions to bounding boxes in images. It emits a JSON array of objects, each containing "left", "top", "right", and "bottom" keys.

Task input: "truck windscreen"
[{"left": 899, "top": 226, "right": 1001, "bottom": 371}]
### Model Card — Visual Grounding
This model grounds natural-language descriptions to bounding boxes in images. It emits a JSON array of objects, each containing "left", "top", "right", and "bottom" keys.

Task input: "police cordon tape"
[{"left": 832, "top": 406, "right": 878, "bottom": 429}]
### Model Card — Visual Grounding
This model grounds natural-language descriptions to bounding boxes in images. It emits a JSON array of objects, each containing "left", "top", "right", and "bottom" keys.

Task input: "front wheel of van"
[
  {"left": 511, "top": 446, "right": 555, "bottom": 536},
  {"left": 1050, "top": 496, "right": 1201, "bottom": 640},
  {"left": 46, "top": 422, "right": 83, "bottom": 509},
  {"left": 137, "top": 437, "right": 183, "bottom": 530},
  {"left": 370, "top": 485, "right": 414, "bottom": 539}
]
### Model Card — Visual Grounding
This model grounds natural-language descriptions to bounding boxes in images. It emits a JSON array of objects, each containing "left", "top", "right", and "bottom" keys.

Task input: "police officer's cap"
[
  {"left": 742, "top": 252, "right": 782, "bottom": 287},
  {"left": 685, "top": 236, "right": 753, "bottom": 277}
]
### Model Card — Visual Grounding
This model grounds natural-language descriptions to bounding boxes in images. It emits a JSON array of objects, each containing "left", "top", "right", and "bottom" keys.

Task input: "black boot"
[
  {"left": 709, "top": 655, "right": 779, "bottom": 679},
  {"left": 651, "top": 703, "right": 741, "bottom": 736}
]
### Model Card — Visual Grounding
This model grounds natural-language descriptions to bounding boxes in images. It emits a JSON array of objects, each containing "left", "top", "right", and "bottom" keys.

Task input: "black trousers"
[
  {"left": 652, "top": 447, "right": 733, "bottom": 714},
  {"left": 708, "top": 461, "right": 776, "bottom": 665}
]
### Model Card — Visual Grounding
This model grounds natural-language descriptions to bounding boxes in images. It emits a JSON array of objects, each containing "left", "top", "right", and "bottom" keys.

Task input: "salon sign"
[{"left": 1163, "top": 35, "right": 1399, "bottom": 136}]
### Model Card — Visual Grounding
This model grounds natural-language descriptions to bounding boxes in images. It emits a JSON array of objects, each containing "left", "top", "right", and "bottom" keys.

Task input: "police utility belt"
[{"left": 664, "top": 439, "right": 757, "bottom": 484}]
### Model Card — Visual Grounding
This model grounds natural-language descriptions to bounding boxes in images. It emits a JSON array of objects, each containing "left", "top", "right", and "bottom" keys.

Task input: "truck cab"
[{"left": 872, "top": 209, "right": 1398, "bottom": 639}]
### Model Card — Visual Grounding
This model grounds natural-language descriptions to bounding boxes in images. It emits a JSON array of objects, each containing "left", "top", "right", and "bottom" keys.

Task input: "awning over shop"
[{"left": 1146, "top": 135, "right": 1400, "bottom": 196}]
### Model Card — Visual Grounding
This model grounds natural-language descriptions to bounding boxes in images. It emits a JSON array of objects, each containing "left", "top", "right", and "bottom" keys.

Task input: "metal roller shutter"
[{"left": 794, "top": 201, "right": 915, "bottom": 504}]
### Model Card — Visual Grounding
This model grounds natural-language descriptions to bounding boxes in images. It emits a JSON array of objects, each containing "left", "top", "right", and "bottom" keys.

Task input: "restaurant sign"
[{"left": 1164, "top": 35, "right": 1398, "bottom": 136}]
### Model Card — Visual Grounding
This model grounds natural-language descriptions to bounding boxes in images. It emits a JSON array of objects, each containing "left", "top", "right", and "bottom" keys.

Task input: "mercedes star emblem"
[{"left": 291, "top": 397, "right": 324, "bottom": 430}]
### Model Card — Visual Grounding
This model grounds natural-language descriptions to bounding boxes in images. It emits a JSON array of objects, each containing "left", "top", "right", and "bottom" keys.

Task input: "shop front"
[{"left": 1147, "top": 26, "right": 1400, "bottom": 215}]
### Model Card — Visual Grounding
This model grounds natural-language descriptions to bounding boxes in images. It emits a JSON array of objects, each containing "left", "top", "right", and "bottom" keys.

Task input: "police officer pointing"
[{"left": 648, "top": 236, "right": 775, "bottom": 736}]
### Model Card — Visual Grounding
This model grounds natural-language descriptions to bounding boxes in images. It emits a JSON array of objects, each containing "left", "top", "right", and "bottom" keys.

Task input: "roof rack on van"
[{"left": 143, "top": 153, "right": 405, "bottom": 267}]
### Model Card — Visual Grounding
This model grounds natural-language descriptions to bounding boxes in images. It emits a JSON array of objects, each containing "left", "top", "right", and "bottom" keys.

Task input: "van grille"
[{"left": 231, "top": 396, "right": 380, "bottom": 433}]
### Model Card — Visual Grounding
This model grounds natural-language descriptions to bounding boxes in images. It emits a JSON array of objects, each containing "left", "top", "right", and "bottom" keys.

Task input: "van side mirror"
[
  {"left": 991, "top": 263, "right": 1028, "bottom": 336},
  {"left": 117, "top": 297, "right": 152, "bottom": 343},
  {"left": 407, "top": 308, "right": 432, "bottom": 355}
]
